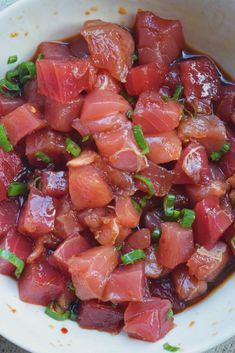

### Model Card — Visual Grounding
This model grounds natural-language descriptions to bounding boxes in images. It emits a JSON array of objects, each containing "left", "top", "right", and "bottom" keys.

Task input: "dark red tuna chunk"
[
  {"left": 0, "top": 200, "right": 19, "bottom": 238},
  {"left": 41, "top": 171, "right": 68, "bottom": 197}
]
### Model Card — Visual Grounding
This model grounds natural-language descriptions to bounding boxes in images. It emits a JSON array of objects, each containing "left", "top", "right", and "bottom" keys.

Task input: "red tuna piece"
[
  {"left": 49, "top": 234, "right": 90, "bottom": 274},
  {"left": 19, "top": 259, "right": 66, "bottom": 305},
  {"left": 0, "top": 231, "right": 32, "bottom": 276},
  {"left": 133, "top": 91, "right": 182, "bottom": 134},
  {"left": 124, "top": 297, "right": 174, "bottom": 342},
  {"left": 172, "top": 265, "right": 207, "bottom": 301},
  {"left": 145, "top": 246, "right": 169, "bottom": 279},
  {"left": 125, "top": 62, "right": 167, "bottom": 96},
  {"left": 37, "top": 41, "right": 71, "bottom": 60},
  {"left": 103, "top": 262, "right": 145, "bottom": 303},
  {"left": 81, "top": 20, "right": 134, "bottom": 82},
  {"left": 180, "top": 58, "right": 221, "bottom": 101},
  {"left": 187, "top": 242, "right": 229, "bottom": 282},
  {"left": 79, "top": 300, "right": 124, "bottom": 333},
  {"left": 41, "top": 171, "right": 68, "bottom": 197},
  {"left": 158, "top": 222, "right": 194, "bottom": 269},
  {"left": 1, "top": 103, "right": 45, "bottom": 146},
  {"left": 216, "top": 84, "right": 235, "bottom": 122},
  {"left": 193, "top": 196, "right": 233, "bottom": 249},
  {"left": 0, "top": 95, "right": 24, "bottom": 116},
  {"left": 44, "top": 96, "right": 83, "bottom": 132},
  {"left": 18, "top": 187, "right": 57, "bottom": 238},
  {"left": 174, "top": 142, "right": 211, "bottom": 184},
  {"left": 0, "top": 148, "right": 22, "bottom": 201},
  {"left": 94, "top": 70, "right": 121, "bottom": 93},
  {"left": 135, "top": 11, "right": 184, "bottom": 66},
  {"left": 0, "top": 200, "right": 19, "bottom": 238},
  {"left": 68, "top": 245, "right": 118, "bottom": 300},
  {"left": 126, "top": 229, "right": 151, "bottom": 250},
  {"left": 23, "top": 79, "right": 45, "bottom": 111}
]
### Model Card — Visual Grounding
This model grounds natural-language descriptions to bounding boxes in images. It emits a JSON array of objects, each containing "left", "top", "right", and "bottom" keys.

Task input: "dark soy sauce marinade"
[{"left": 19, "top": 32, "right": 235, "bottom": 314}]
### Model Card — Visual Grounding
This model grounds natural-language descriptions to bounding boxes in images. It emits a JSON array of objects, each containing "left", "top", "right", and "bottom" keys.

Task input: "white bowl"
[{"left": 0, "top": 1, "right": 235, "bottom": 353}]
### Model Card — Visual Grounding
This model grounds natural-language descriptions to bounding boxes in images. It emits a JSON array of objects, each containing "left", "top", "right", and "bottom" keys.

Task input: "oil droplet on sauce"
[
  {"left": 90, "top": 6, "right": 98, "bottom": 12},
  {"left": 189, "top": 320, "right": 196, "bottom": 327},
  {"left": 61, "top": 327, "right": 68, "bottom": 334},
  {"left": 10, "top": 32, "right": 19, "bottom": 38},
  {"left": 24, "top": 31, "right": 29, "bottom": 37},
  {"left": 85, "top": 11, "right": 90, "bottom": 16}
]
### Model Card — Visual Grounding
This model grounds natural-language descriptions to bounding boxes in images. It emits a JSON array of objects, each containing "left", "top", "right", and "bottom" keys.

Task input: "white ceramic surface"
[{"left": 0, "top": 1, "right": 235, "bottom": 353}]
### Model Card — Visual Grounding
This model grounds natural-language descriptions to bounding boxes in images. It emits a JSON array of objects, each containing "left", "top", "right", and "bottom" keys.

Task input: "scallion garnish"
[
  {"left": 8, "top": 182, "right": 27, "bottom": 197},
  {"left": 167, "top": 309, "right": 174, "bottom": 320},
  {"left": 35, "top": 151, "right": 52, "bottom": 164},
  {"left": 69, "top": 300, "right": 80, "bottom": 321},
  {"left": 152, "top": 228, "right": 161, "bottom": 239},
  {"left": 18, "top": 61, "right": 36, "bottom": 84},
  {"left": 133, "top": 125, "right": 149, "bottom": 155},
  {"left": 162, "top": 95, "right": 170, "bottom": 102},
  {"left": 179, "top": 208, "right": 195, "bottom": 228},
  {"left": 121, "top": 249, "right": 146, "bottom": 265},
  {"left": 6, "top": 69, "right": 20, "bottom": 83},
  {"left": 31, "top": 176, "right": 42, "bottom": 189},
  {"left": 7, "top": 55, "right": 18, "bottom": 64},
  {"left": 82, "top": 134, "right": 90, "bottom": 142},
  {"left": 45, "top": 302, "right": 70, "bottom": 321},
  {"left": 0, "top": 248, "right": 24, "bottom": 278},
  {"left": 163, "top": 194, "right": 176, "bottom": 218},
  {"left": 134, "top": 175, "right": 155, "bottom": 196},
  {"left": 0, "top": 79, "right": 20, "bottom": 97},
  {"left": 0, "top": 124, "right": 13, "bottom": 152},
  {"left": 67, "top": 281, "right": 75, "bottom": 292},
  {"left": 163, "top": 343, "right": 180, "bottom": 352},
  {"left": 115, "top": 244, "right": 123, "bottom": 251},
  {"left": 131, "top": 199, "right": 142, "bottom": 213},
  {"left": 231, "top": 235, "right": 235, "bottom": 250},
  {"left": 37, "top": 53, "right": 44, "bottom": 60},
  {"left": 126, "top": 109, "right": 133, "bottom": 119},
  {"left": 132, "top": 51, "right": 138, "bottom": 62},
  {"left": 210, "top": 142, "right": 231, "bottom": 161},
  {"left": 172, "top": 84, "right": 184, "bottom": 101},
  {"left": 65, "top": 138, "right": 81, "bottom": 157}
]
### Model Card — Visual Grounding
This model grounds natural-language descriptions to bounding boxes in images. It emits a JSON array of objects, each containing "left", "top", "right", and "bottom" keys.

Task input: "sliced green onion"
[
  {"left": 163, "top": 343, "right": 180, "bottom": 352},
  {"left": 126, "top": 109, "right": 133, "bottom": 119},
  {"left": 132, "top": 51, "right": 138, "bottom": 62},
  {"left": 134, "top": 175, "right": 155, "bottom": 196},
  {"left": 121, "top": 249, "right": 146, "bottom": 265},
  {"left": 133, "top": 125, "right": 149, "bottom": 155},
  {"left": 115, "top": 244, "right": 123, "bottom": 251},
  {"left": 8, "top": 182, "right": 27, "bottom": 197},
  {"left": 18, "top": 61, "right": 36, "bottom": 84},
  {"left": 179, "top": 208, "right": 195, "bottom": 228},
  {"left": 172, "top": 84, "right": 184, "bottom": 101},
  {"left": 65, "top": 138, "right": 81, "bottom": 157},
  {"left": 35, "top": 151, "right": 52, "bottom": 164},
  {"left": 0, "top": 124, "right": 13, "bottom": 152},
  {"left": 31, "top": 176, "right": 42, "bottom": 189},
  {"left": 45, "top": 302, "right": 70, "bottom": 321},
  {"left": 67, "top": 281, "right": 75, "bottom": 292},
  {"left": 131, "top": 199, "right": 142, "bottom": 213},
  {"left": 82, "top": 134, "right": 90, "bottom": 142},
  {"left": 37, "top": 53, "right": 44, "bottom": 60},
  {"left": 163, "top": 194, "right": 176, "bottom": 218},
  {"left": 152, "top": 228, "right": 161, "bottom": 239},
  {"left": 7, "top": 55, "right": 18, "bottom": 64},
  {"left": 6, "top": 69, "right": 20, "bottom": 83},
  {"left": 162, "top": 95, "right": 170, "bottom": 102},
  {"left": 210, "top": 142, "right": 231, "bottom": 162},
  {"left": 231, "top": 235, "right": 235, "bottom": 250},
  {"left": 0, "top": 248, "right": 24, "bottom": 279},
  {"left": 0, "top": 79, "right": 20, "bottom": 97},
  {"left": 167, "top": 309, "right": 174, "bottom": 320},
  {"left": 139, "top": 195, "right": 148, "bottom": 209}
]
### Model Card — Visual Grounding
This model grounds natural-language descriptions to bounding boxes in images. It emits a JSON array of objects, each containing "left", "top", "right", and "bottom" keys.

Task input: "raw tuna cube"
[
  {"left": 18, "top": 188, "right": 57, "bottom": 237},
  {"left": 187, "top": 242, "right": 229, "bottom": 281},
  {"left": 0, "top": 95, "right": 24, "bottom": 116},
  {"left": 223, "top": 223, "right": 235, "bottom": 255},
  {"left": 0, "top": 148, "right": 23, "bottom": 201},
  {"left": 1, "top": 103, "right": 45, "bottom": 146},
  {"left": 135, "top": 11, "right": 184, "bottom": 66},
  {"left": 102, "top": 262, "right": 145, "bottom": 303},
  {"left": 126, "top": 229, "right": 151, "bottom": 250},
  {"left": 219, "top": 128, "right": 235, "bottom": 177},
  {"left": 81, "top": 19, "right": 134, "bottom": 82},
  {"left": 124, "top": 297, "right": 174, "bottom": 342},
  {"left": 193, "top": 196, "right": 233, "bottom": 249},
  {"left": 115, "top": 196, "right": 141, "bottom": 229},
  {"left": 19, "top": 260, "right": 66, "bottom": 305},
  {"left": 133, "top": 91, "right": 182, "bottom": 134},
  {"left": 94, "top": 70, "right": 121, "bottom": 93},
  {"left": 37, "top": 41, "right": 71, "bottom": 60},
  {"left": 23, "top": 80, "right": 45, "bottom": 111},
  {"left": 158, "top": 222, "right": 194, "bottom": 269},
  {"left": 216, "top": 84, "right": 235, "bottom": 122},
  {"left": 0, "top": 231, "right": 32, "bottom": 276},
  {"left": 41, "top": 171, "right": 68, "bottom": 197},
  {"left": 172, "top": 265, "right": 207, "bottom": 301},
  {"left": 49, "top": 234, "right": 90, "bottom": 274},
  {"left": 68, "top": 245, "right": 118, "bottom": 300},
  {"left": 79, "top": 300, "right": 124, "bottom": 333},
  {"left": 0, "top": 200, "right": 19, "bottom": 238},
  {"left": 145, "top": 246, "right": 170, "bottom": 279}
]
